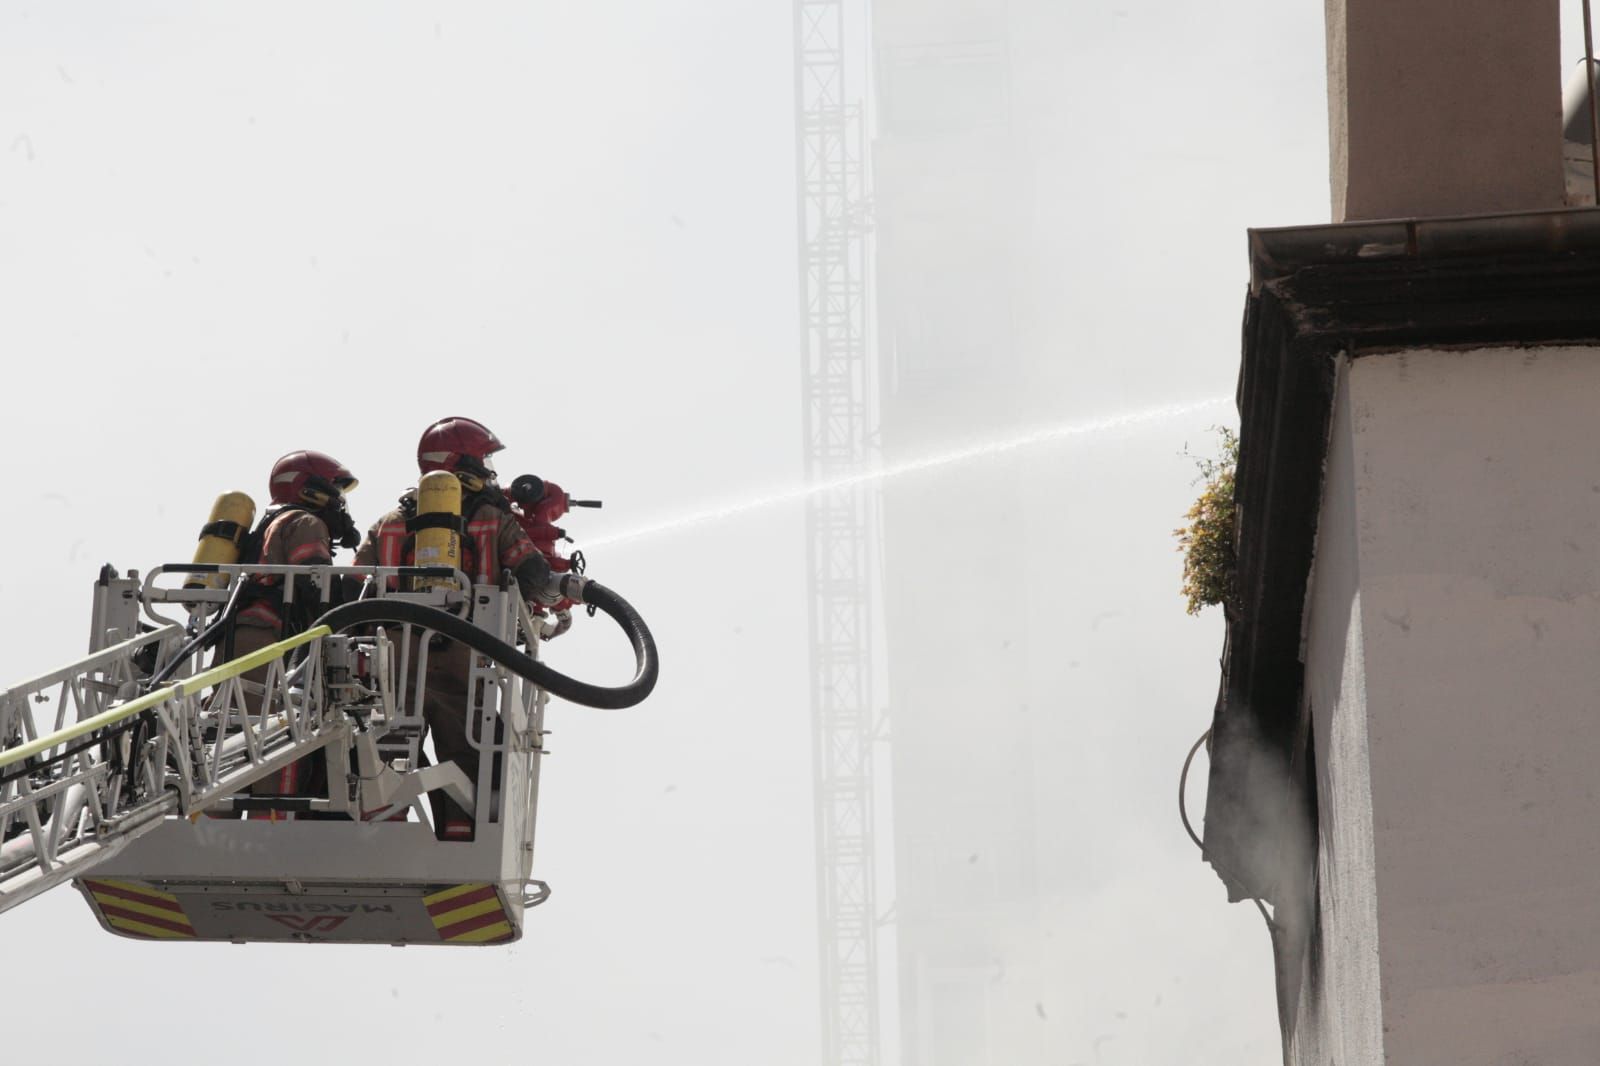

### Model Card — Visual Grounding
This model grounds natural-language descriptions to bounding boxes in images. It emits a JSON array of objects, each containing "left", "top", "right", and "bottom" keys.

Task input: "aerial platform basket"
[
  {"left": 76, "top": 821, "right": 544, "bottom": 946},
  {"left": 0, "top": 559, "right": 658, "bottom": 946}
]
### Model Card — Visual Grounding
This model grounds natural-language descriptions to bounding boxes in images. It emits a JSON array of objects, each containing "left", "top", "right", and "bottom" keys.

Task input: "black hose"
[
  {"left": 310, "top": 581, "right": 658, "bottom": 710},
  {"left": 145, "top": 579, "right": 252, "bottom": 690},
  {"left": 0, "top": 716, "right": 144, "bottom": 788}
]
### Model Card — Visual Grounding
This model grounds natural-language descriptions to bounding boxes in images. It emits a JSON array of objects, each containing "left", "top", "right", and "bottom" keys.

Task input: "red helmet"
[
  {"left": 417, "top": 417, "right": 504, "bottom": 480},
  {"left": 270, "top": 450, "right": 358, "bottom": 507}
]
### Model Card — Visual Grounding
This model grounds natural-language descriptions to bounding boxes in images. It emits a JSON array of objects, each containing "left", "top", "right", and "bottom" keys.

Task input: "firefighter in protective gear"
[
  {"left": 354, "top": 417, "right": 552, "bottom": 841},
  {"left": 506, "top": 474, "right": 585, "bottom": 640},
  {"left": 231, "top": 450, "right": 361, "bottom": 820}
]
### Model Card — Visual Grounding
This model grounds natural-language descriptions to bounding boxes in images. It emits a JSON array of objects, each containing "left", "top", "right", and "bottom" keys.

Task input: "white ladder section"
[{"left": 0, "top": 621, "right": 372, "bottom": 915}]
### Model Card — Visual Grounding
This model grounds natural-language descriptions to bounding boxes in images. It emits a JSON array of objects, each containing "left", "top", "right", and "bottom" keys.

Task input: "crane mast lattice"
[{"left": 794, "top": 2, "right": 882, "bottom": 1063}]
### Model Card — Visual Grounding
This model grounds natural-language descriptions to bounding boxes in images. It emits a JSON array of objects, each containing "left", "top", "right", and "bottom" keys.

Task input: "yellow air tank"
[
  {"left": 187, "top": 492, "right": 257, "bottom": 590},
  {"left": 413, "top": 471, "right": 462, "bottom": 591}
]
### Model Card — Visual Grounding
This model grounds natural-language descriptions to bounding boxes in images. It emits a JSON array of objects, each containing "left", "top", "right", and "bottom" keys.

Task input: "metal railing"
[
  {"left": 0, "top": 561, "right": 551, "bottom": 920},
  {"left": 0, "top": 625, "right": 346, "bottom": 914}
]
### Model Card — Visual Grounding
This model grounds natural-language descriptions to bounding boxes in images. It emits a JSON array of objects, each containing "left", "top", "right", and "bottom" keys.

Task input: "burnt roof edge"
[
  {"left": 1203, "top": 208, "right": 1600, "bottom": 908},
  {"left": 1249, "top": 206, "right": 1600, "bottom": 294}
]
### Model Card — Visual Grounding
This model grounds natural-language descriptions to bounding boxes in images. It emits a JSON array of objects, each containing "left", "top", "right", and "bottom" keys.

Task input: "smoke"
[
  {"left": 587, "top": 395, "right": 1230, "bottom": 550},
  {"left": 1203, "top": 708, "right": 1314, "bottom": 932}
]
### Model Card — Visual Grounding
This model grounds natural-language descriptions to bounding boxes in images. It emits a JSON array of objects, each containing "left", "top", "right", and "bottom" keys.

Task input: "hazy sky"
[{"left": 1, "top": 3, "right": 1593, "bottom": 1064}]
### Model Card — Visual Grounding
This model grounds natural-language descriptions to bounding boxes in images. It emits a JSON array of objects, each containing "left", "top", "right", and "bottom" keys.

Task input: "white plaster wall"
[
  {"left": 1293, "top": 360, "right": 1384, "bottom": 1066},
  {"left": 1306, "top": 346, "right": 1600, "bottom": 1064}
]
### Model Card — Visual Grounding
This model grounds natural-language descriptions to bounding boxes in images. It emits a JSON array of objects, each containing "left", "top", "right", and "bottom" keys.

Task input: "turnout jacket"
[{"left": 236, "top": 510, "right": 335, "bottom": 631}]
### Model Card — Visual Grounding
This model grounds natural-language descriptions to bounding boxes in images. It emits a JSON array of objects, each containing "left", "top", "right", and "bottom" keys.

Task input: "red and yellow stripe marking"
[
  {"left": 424, "top": 882, "right": 514, "bottom": 944},
  {"left": 83, "top": 880, "right": 196, "bottom": 940}
]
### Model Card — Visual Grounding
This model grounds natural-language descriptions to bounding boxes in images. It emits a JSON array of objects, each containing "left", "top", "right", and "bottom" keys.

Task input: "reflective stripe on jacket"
[{"left": 236, "top": 510, "right": 333, "bottom": 630}]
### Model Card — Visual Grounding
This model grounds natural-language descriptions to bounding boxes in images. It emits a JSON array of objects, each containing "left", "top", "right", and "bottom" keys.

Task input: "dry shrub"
[{"left": 1175, "top": 427, "right": 1238, "bottom": 616}]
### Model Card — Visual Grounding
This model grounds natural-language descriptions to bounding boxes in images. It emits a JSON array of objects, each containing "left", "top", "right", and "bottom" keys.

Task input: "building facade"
[{"left": 1202, "top": 3, "right": 1600, "bottom": 1061}]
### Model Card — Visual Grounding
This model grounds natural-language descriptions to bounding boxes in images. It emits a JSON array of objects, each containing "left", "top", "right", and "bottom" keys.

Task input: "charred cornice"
[{"left": 1204, "top": 208, "right": 1600, "bottom": 905}]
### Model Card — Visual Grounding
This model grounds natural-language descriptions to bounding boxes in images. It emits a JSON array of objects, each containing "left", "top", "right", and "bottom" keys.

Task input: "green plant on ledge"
[{"left": 1175, "top": 427, "right": 1238, "bottom": 616}]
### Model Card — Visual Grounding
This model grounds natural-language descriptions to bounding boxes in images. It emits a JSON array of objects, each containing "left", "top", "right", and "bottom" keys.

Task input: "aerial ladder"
[{"left": 0, "top": 539, "right": 656, "bottom": 944}]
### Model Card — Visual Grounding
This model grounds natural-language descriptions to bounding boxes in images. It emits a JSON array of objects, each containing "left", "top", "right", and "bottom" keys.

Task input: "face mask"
[{"left": 326, "top": 497, "right": 361, "bottom": 550}]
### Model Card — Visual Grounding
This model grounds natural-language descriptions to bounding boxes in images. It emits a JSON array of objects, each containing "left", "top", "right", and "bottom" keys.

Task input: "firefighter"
[
  {"left": 354, "top": 417, "right": 552, "bottom": 841},
  {"left": 231, "top": 449, "right": 361, "bottom": 820},
  {"left": 506, "top": 474, "right": 584, "bottom": 640}
]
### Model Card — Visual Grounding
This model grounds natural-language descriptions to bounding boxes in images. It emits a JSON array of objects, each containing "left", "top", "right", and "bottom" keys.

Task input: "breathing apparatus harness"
[
  {"left": 194, "top": 497, "right": 355, "bottom": 557},
  {"left": 393, "top": 482, "right": 518, "bottom": 581},
  {"left": 199, "top": 499, "right": 356, "bottom": 644},
  {"left": 398, "top": 481, "right": 505, "bottom": 534}
]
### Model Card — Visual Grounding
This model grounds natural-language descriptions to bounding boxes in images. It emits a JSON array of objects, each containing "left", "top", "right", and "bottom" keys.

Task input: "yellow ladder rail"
[{"left": 0, "top": 626, "right": 331, "bottom": 772}]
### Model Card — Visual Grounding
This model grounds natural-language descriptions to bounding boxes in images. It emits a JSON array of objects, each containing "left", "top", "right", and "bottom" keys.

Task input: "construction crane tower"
[{"left": 793, "top": 2, "right": 884, "bottom": 1064}]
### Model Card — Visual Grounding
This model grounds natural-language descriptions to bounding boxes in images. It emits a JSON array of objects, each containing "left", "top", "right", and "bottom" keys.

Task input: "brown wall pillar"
[{"left": 1327, "top": 0, "right": 1564, "bottom": 220}]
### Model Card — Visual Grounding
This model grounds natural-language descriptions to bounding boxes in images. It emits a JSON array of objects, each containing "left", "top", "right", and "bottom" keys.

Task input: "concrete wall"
[
  {"left": 1295, "top": 346, "right": 1600, "bottom": 1063},
  {"left": 1326, "top": 0, "right": 1563, "bottom": 220},
  {"left": 1292, "top": 359, "right": 1385, "bottom": 1066}
]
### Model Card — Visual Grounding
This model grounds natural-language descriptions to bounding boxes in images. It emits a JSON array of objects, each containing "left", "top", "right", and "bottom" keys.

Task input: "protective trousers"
[
  {"left": 405, "top": 634, "right": 481, "bottom": 841},
  {"left": 228, "top": 624, "right": 306, "bottom": 821}
]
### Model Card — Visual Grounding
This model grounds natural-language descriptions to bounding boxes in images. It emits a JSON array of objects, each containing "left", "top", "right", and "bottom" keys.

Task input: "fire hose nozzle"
[
  {"left": 537, "top": 572, "right": 590, "bottom": 607},
  {"left": 508, "top": 474, "right": 546, "bottom": 506}
]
